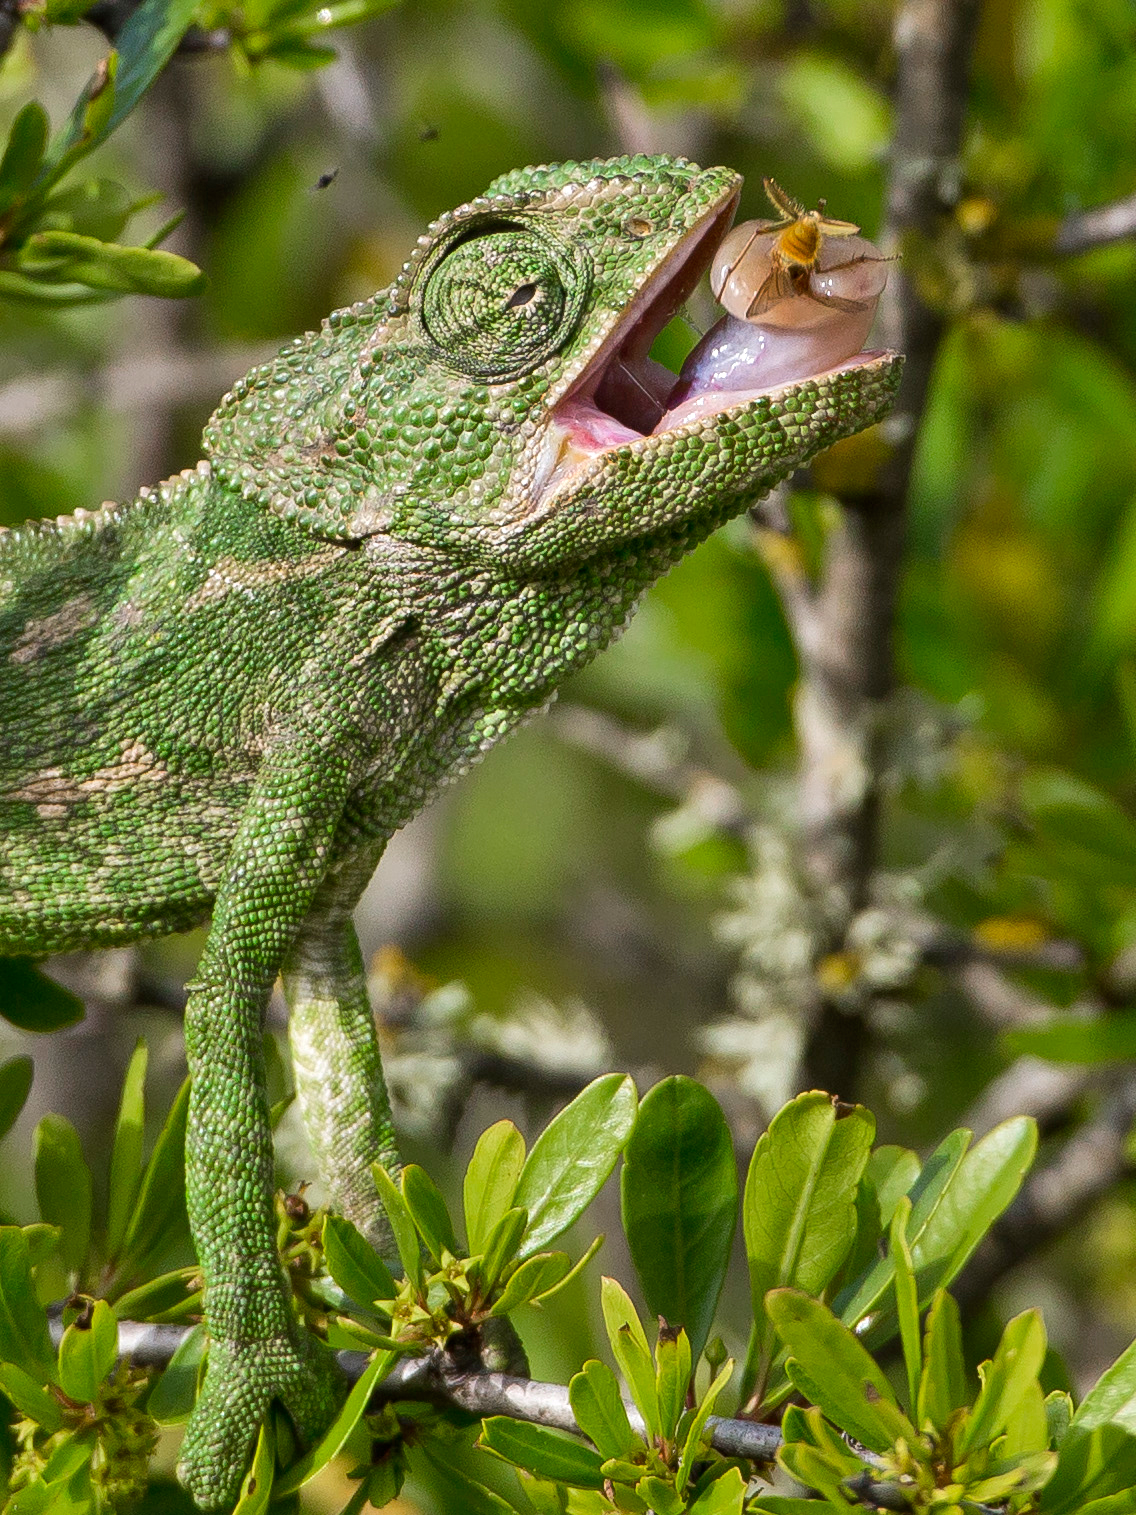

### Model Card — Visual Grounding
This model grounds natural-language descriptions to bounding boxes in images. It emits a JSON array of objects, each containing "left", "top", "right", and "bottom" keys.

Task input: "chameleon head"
[{"left": 204, "top": 156, "right": 901, "bottom": 569}]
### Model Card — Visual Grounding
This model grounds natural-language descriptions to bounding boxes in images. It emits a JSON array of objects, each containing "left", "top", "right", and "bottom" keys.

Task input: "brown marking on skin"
[
  {"left": 9, "top": 594, "right": 98, "bottom": 664},
  {"left": 184, "top": 547, "right": 344, "bottom": 611},
  {"left": 3, "top": 739, "right": 168, "bottom": 809}
]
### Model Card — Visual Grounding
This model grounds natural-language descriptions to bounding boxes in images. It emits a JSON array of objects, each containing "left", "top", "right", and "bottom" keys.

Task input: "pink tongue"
[{"left": 658, "top": 306, "right": 876, "bottom": 432}]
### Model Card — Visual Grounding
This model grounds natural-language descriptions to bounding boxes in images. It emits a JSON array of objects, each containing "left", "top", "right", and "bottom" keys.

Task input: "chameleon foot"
[{"left": 177, "top": 1331, "right": 343, "bottom": 1510}]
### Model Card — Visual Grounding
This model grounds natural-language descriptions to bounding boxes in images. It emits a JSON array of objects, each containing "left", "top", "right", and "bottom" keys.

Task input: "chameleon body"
[{"left": 0, "top": 156, "right": 900, "bottom": 1507}]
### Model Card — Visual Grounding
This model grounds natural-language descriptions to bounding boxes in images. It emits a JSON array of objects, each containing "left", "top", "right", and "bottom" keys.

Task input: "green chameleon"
[{"left": 0, "top": 155, "right": 900, "bottom": 1507}]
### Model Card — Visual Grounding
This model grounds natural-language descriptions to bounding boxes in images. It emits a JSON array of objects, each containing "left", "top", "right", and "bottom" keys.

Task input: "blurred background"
[{"left": 3, "top": 0, "right": 1136, "bottom": 1507}]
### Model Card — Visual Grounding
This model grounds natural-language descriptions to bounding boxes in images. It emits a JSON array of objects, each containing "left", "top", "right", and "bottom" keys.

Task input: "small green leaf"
[
  {"left": 0, "top": 958, "right": 84, "bottom": 1032},
  {"left": 58, "top": 1300, "right": 118, "bottom": 1403},
  {"left": 121, "top": 1076, "right": 189, "bottom": 1276},
  {"left": 401, "top": 1164, "right": 458, "bottom": 1264},
  {"left": 0, "top": 1056, "right": 33, "bottom": 1141},
  {"left": 689, "top": 1466, "right": 747, "bottom": 1515},
  {"left": 957, "top": 1309, "right": 1047, "bottom": 1456},
  {"left": 17, "top": 231, "right": 206, "bottom": 297},
  {"left": 106, "top": 1040, "right": 147, "bottom": 1259},
  {"left": 917, "top": 1289, "right": 966, "bottom": 1429},
  {"left": 478, "top": 1206, "right": 528, "bottom": 1294},
  {"left": 655, "top": 1326, "right": 692, "bottom": 1443},
  {"left": 889, "top": 1198, "right": 920, "bottom": 1412},
  {"left": 112, "top": 1264, "right": 200, "bottom": 1322},
  {"left": 569, "top": 1359, "right": 639, "bottom": 1460},
  {"left": 600, "top": 1276, "right": 659, "bottom": 1441},
  {"left": 1072, "top": 1334, "right": 1136, "bottom": 1436},
  {"left": 621, "top": 1077, "right": 737, "bottom": 1367},
  {"left": 515, "top": 1074, "right": 637, "bottom": 1257},
  {"left": 478, "top": 1416, "right": 606, "bottom": 1489},
  {"left": 745, "top": 1092, "right": 874, "bottom": 1402},
  {"left": 867, "top": 1146, "right": 922, "bottom": 1228},
  {"left": 0, "top": 1228, "right": 55, "bottom": 1382},
  {"left": 530, "top": 1232, "right": 602, "bottom": 1303},
  {"left": 275, "top": 1349, "right": 395, "bottom": 1494},
  {"left": 464, "top": 1119, "right": 526, "bottom": 1255},
  {"left": 372, "top": 1163, "right": 422, "bottom": 1289},
  {"left": 675, "top": 1356, "right": 733, "bottom": 1494},
  {"left": 1041, "top": 1424, "right": 1136, "bottom": 1514},
  {"left": 232, "top": 1417, "right": 274, "bottom": 1514},
  {"left": 636, "top": 1476, "right": 684, "bottom": 1515},
  {"left": 147, "top": 1322, "right": 206, "bottom": 1425},
  {"left": 489, "top": 1251, "right": 571, "bottom": 1315},
  {"left": 0, "top": 1361, "right": 64, "bottom": 1431},
  {"left": 35, "top": 1114, "right": 92, "bottom": 1276},
  {"left": 767, "top": 1288, "right": 916, "bottom": 1452},
  {"left": 1006, "top": 1011, "right": 1136, "bottom": 1065},
  {"left": 411, "top": 1442, "right": 517, "bottom": 1515},
  {"left": 0, "top": 103, "right": 49, "bottom": 216},
  {"left": 321, "top": 1213, "right": 395, "bottom": 1310}
]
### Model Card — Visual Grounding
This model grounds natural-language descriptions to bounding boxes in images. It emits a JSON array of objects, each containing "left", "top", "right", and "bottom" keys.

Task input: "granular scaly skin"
[{"left": 0, "top": 155, "right": 901, "bottom": 1508}]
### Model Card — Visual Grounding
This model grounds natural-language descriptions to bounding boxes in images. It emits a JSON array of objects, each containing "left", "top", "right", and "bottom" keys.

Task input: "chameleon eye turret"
[{"left": 419, "top": 220, "right": 590, "bottom": 381}]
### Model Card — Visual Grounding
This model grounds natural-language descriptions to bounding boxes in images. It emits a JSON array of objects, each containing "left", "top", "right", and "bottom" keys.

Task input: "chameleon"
[{"left": 0, "top": 154, "right": 901, "bottom": 1507}]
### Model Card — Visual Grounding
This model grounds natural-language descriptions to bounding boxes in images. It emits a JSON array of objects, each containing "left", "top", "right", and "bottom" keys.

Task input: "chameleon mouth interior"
[{"left": 540, "top": 191, "right": 884, "bottom": 493}]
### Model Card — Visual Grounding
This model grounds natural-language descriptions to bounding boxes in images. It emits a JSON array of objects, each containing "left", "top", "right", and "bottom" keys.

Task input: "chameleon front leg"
[
  {"left": 176, "top": 747, "right": 354, "bottom": 1510},
  {"left": 284, "top": 899, "right": 400, "bottom": 1257}
]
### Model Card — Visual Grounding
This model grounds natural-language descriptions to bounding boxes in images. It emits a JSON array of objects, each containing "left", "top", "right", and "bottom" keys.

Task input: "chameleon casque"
[{"left": 0, "top": 155, "right": 901, "bottom": 1507}]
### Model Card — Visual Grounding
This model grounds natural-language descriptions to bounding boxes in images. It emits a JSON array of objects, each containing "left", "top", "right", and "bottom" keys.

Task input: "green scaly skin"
[{"left": 0, "top": 155, "right": 901, "bottom": 1507}]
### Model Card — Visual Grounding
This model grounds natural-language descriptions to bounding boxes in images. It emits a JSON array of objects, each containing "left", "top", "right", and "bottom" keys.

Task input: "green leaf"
[
  {"left": 147, "top": 1322, "right": 206, "bottom": 1425},
  {"left": 568, "top": 1359, "right": 639, "bottom": 1460},
  {"left": 0, "top": 102, "right": 49, "bottom": 217},
  {"left": 836, "top": 1127, "right": 968, "bottom": 1328},
  {"left": 600, "top": 1276, "right": 659, "bottom": 1441},
  {"left": 889, "top": 1198, "right": 921, "bottom": 1413},
  {"left": 530, "top": 1232, "right": 603, "bottom": 1303},
  {"left": 1074, "top": 1334, "right": 1136, "bottom": 1438},
  {"left": 112, "top": 1264, "right": 200, "bottom": 1322},
  {"left": 321, "top": 1213, "right": 395, "bottom": 1310},
  {"left": 655, "top": 1326, "right": 692, "bottom": 1442},
  {"left": 400, "top": 1164, "right": 458, "bottom": 1264},
  {"left": 478, "top": 1206, "right": 528, "bottom": 1294},
  {"left": 1020, "top": 769, "right": 1136, "bottom": 885},
  {"left": 121, "top": 1076, "right": 189, "bottom": 1276},
  {"left": 372, "top": 1162, "right": 423, "bottom": 1289},
  {"left": 0, "top": 1055, "right": 33, "bottom": 1141},
  {"left": 411, "top": 1442, "right": 517, "bottom": 1515},
  {"left": 959, "top": 1309, "right": 1047, "bottom": 1456},
  {"left": 689, "top": 1466, "right": 747, "bottom": 1515},
  {"left": 515, "top": 1074, "right": 637, "bottom": 1257},
  {"left": 745, "top": 1092, "right": 874, "bottom": 1399},
  {"left": 1042, "top": 1425, "right": 1136, "bottom": 1514},
  {"left": 106, "top": 1040, "right": 147, "bottom": 1259},
  {"left": 675, "top": 1356, "right": 733, "bottom": 1494},
  {"left": 489, "top": 1251, "right": 571, "bottom": 1315},
  {"left": 867, "top": 1146, "right": 922, "bottom": 1228},
  {"left": 465, "top": 1119, "right": 526, "bottom": 1255},
  {"left": 0, "top": 958, "right": 84, "bottom": 1032},
  {"left": 232, "top": 1418, "right": 274, "bottom": 1515},
  {"left": 0, "top": 1228, "right": 55, "bottom": 1383},
  {"left": 58, "top": 1300, "right": 118, "bottom": 1403},
  {"left": 1006, "top": 1011, "right": 1136, "bottom": 1065},
  {"left": 17, "top": 231, "right": 206, "bottom": 297},
  {"left": 35, "top": 1114, "right": 92, "bottom": 1276},
  {"left": 767, "top": 1288, "right": 916, "bottom": 1452},
  {"left": 0, "top": 1361, "right": 64, "bottom": 1431},
  {"left": 43, "top": 0, "right": 202, "bottom": 186},
  {"left": 275, "top": 1350, "right": 395, "bottom": 1494},
  {"left": 478, "top": 1416, "right": 606, "bottom": 1490},
  {"left": 917, "top": 1289, "right": 966, "bottom": 1429},
  {"left": 620, "top": 1076, "right": 737, "bottom": 1366}
]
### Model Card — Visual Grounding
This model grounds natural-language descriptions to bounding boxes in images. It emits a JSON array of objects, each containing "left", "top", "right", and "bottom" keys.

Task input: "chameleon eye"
[{"left": 421, "top": 222, "right": 590, "bottom": 381}]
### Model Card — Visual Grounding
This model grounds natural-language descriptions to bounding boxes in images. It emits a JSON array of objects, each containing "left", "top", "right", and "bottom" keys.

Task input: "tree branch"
[
  {"left": 92, "top": 1320, "right": 785, "bottom": 1463},
  {"left": 1055, "top": 191, "right": 1136, "bottom": 257}
]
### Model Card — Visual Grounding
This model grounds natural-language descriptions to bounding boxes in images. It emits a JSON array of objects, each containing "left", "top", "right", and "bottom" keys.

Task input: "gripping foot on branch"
[{"left": 176, "top": 1330, "right": 343, "bottom": 1510}]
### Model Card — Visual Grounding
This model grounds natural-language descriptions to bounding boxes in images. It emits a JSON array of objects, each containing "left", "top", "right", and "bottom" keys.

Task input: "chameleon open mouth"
[{"left": 535, "top": 185, "right": 886, "bottom": 497}]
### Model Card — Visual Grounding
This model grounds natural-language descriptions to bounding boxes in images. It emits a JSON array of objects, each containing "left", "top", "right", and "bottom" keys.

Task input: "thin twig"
[{"left": 1055, "top": 191, "right": 1136, "bottom": 256}]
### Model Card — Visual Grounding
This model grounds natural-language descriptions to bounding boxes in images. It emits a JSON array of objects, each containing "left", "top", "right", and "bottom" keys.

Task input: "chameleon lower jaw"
[{"left": 537, "top": 193, "right": 891, "bottom": 497}]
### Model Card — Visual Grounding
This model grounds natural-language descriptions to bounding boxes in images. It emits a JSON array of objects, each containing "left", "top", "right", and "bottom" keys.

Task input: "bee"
[{"left": 713, "top": 178, "right": 876, "bottom": 320}]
